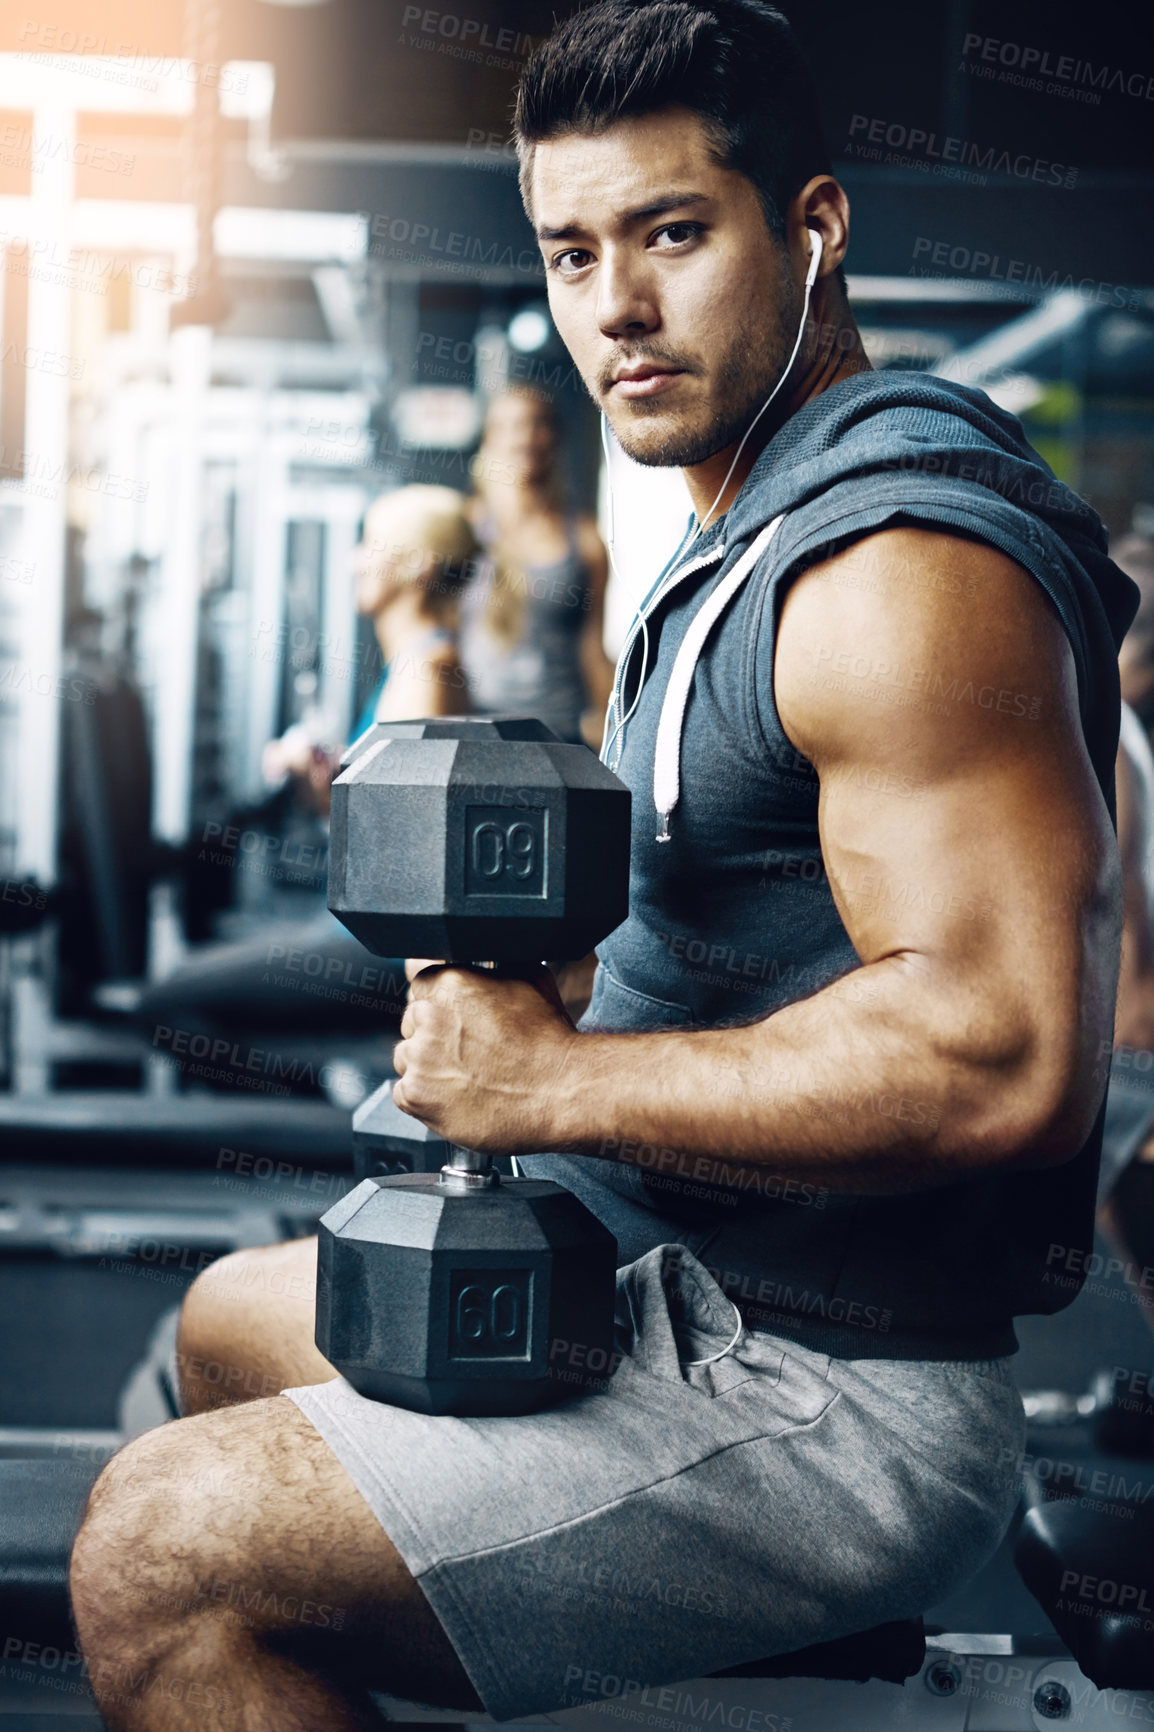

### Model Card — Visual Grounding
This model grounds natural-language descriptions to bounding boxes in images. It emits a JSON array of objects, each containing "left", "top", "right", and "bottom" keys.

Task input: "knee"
[{"left": 71, "top": 1426, "right": 200, "bottom": 1665}]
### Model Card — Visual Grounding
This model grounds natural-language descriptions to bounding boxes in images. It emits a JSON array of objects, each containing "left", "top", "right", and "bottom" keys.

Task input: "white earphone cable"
[
  {"left": 598, "top": 229, "right": 822, "bottom": 768},
  {"left": 690, "top": 239, "right": 821, "bottom": 538}
]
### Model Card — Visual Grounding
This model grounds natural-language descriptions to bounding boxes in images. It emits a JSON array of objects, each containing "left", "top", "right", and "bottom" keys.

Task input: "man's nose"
[{"left": 596, "top": 253, "right": 659, "bottom": 340}]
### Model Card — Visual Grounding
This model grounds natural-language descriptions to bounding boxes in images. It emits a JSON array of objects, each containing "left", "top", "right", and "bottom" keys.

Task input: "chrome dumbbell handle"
[
  {"left": 438, "top": 960, "right": 502, "bottom": 1189},
  {"left": 439, "top": 1148, "right": 499, "bottom": 1189}
]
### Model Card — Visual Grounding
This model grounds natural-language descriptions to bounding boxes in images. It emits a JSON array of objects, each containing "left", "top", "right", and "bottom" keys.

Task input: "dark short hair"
[{"left": 513, "top": 0, "right": 831, "bottom": 239}]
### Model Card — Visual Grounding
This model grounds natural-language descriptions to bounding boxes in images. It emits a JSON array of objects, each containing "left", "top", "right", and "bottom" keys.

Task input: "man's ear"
[{"left": 789, "top": 174, "right": 851, "bottom": 277}]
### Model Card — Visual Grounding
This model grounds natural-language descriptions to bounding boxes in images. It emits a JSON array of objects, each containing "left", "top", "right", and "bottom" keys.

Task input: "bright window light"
[{"left": 508, "top": 306, "right": 552, "bottom": 353}]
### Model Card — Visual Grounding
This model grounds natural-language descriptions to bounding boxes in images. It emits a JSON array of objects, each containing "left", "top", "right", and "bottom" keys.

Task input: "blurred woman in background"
[
  {"left": 349, "top": 483, "right": 476, "bottom": 732},
  {"left": 265, "top": 485, "right": 478, "bottom": 807},
  {"left": 139, "top": 487, "right": 479, "bottom": 1046},
  {"left": 461, "top": 387, "right": 614, "bottom": 746}
]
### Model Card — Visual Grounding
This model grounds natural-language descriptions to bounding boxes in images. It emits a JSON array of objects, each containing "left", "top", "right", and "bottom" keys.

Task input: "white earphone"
[{"left": 804, "top": 225, "right": 823, "bottom": 288}]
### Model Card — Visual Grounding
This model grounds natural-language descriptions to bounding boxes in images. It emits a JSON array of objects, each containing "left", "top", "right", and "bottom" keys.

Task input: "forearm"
[{"left": 544, "top": 958, "right": 1064, "bottom": 1194}]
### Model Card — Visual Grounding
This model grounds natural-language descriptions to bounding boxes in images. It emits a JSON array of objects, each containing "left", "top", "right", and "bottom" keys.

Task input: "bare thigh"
[{"left": 71, "top": 1395, "right": 484, "bottom": 1713}]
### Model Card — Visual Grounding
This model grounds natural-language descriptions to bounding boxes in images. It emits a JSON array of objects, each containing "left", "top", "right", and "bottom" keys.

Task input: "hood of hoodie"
[
  {"left": 718, "top": 368, "right": 1137, "bottom": 657},
  {"left": 727, "top": 368, "right": 1122, "bottom": 592},
  {"left": 606, "top": 368, "right": 1138, "bottom": 849}
]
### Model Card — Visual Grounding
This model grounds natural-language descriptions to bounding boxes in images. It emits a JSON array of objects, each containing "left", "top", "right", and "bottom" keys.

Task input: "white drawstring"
[
  {"left": 681, "top": 1297, "right": 745, "bottom": 1366},
  {"left": 652, "top": 514, "right": 786, "bottom": 841},
  {"left": 598, "top": 417, "right": 700, "bottom": 770},
  {"left": 599, "top": 517, "right": 718, "bottom": 773}
]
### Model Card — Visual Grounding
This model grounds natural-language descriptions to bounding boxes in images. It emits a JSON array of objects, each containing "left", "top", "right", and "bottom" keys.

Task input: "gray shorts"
[{"left": 285, "top": 1244, "right": 1024, "bottom": 1722}]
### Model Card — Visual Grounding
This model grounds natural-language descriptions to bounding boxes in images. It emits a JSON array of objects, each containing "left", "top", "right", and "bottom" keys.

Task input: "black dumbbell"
[{"left": 316, "top": 717, "right": 630, "bottom": 1416}]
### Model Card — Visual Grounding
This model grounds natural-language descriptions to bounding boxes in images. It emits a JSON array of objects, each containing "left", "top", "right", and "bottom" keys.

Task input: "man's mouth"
[{"left": 609, "top": 365, "right": 685, "bottom": 400}]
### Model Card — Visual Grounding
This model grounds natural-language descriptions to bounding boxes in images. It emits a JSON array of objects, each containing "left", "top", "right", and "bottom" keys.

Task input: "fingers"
[
  {"left": 391, "top": 1062, "right": 431, "bottom": 1122},
  {"left": 405, "top": 957, "right": 444, "bottom": 983},
  {"left": 391, "top": 1074, "right": 426, "bottom": 1122}
]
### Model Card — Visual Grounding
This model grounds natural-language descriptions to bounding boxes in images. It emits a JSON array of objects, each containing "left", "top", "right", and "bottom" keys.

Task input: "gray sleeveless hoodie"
[{"left": 521, "top": 369, "right": 1139, "bottom": 1361}]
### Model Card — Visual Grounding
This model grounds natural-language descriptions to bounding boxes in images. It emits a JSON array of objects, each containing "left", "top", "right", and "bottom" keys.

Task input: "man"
[{"left": 70, "top": 2, "right": 1136, "bottom": 1725}]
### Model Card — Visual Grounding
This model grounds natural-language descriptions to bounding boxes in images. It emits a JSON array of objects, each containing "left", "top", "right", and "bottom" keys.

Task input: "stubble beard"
[{"left": 599, "top": 279, "right": 800, "bottom": 470}]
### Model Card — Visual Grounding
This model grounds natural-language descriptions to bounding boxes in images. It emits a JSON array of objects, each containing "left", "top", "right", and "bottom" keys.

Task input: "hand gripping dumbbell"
[{"left": 315, "top": 717, "right": 631, "bottom": 1416}]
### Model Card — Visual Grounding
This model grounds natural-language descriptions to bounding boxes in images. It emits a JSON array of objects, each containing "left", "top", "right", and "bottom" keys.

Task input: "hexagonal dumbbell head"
[
  {"left": 327, "top": 717, "right": 631, "bottom": 963},
  {"left": 316, "top": 1175, "right": 619, "bottom": 1414}
]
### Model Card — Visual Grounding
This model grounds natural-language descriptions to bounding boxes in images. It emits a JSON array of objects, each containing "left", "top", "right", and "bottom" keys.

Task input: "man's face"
[{"left": 530, "top": 106, "right": 797, "bottom": 468}]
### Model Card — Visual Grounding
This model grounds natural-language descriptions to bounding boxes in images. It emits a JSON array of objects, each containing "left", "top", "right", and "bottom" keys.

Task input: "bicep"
[{"left": 775, "top": 529, "right": 1119, "bottom": 1074}]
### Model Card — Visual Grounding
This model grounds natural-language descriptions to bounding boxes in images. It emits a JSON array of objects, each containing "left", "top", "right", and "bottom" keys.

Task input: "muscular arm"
[{"left": 398, "top": 529, "right": 1120, "bottom": 1194}]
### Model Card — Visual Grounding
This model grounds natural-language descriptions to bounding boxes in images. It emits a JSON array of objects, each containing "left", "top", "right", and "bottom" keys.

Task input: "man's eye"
[
  {"left": 653, "top": 223, "right": 703, "bottom": 247},
  {"left": 551, "top": 249, "right": 592, "bottom": 275}
]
